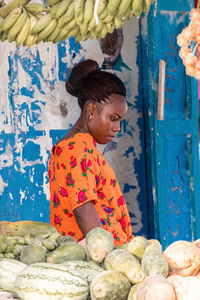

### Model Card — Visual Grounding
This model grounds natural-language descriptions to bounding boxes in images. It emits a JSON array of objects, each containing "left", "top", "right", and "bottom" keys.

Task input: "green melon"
[
  {"left": 20, "top": 245, "right": 47, "bottom": 265},
  {"left": 15, "top": 262, "right": 89, "bottom": 300}
]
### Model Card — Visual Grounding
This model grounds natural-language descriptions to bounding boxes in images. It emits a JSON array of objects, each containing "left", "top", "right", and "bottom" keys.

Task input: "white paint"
[{"left": 0, "top": 175, "right": 8, "bottom": 195}]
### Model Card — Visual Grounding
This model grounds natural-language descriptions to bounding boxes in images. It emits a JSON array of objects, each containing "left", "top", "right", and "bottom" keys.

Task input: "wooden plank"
[{"left": 157, "top": 60, "right": 166, "bottom": 120}]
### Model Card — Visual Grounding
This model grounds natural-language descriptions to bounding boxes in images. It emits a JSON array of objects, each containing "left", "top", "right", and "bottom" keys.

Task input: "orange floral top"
[{"left": 48, "top": 133, "right": 133, "bottom": 245}]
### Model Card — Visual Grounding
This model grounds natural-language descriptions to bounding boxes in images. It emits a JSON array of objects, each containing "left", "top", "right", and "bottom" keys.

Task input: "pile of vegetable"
[{"left": 0, "top": 220, "right": 200, "bottom": 299}]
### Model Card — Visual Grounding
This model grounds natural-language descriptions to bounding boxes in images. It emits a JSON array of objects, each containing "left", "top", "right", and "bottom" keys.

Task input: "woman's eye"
[{"left": 111, "top": 118, "right": 117, "bottom": 122}]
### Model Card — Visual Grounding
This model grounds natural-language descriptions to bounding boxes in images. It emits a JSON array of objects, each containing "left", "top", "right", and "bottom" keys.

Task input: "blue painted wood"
[{"left": 141, "top": 0, "right": 200, "bottom": 248}]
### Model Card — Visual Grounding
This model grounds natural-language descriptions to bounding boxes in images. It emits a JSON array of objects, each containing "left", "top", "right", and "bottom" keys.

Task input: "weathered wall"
[{"left": 0, "top": 16, "right": 148, "bottom": 236}]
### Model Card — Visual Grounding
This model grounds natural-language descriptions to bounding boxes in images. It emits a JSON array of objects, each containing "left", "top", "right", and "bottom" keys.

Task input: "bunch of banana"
[{"left": 0, "top": 0, "right": 154, "bottom": 46}]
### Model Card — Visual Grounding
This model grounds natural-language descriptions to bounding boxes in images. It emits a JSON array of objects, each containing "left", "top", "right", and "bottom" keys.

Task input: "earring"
[{"left": 89, "top": 115, "right": 93, "bottom": 120}]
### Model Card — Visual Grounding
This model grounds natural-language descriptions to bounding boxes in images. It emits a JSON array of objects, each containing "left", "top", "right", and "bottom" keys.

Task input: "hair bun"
[{"left": 66, "top": 59, "right": 100, "bottom": 97}]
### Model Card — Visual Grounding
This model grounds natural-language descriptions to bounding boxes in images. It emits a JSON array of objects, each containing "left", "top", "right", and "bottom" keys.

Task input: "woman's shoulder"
[{"left": 52, "top": 133, "right": 97, "bottom": 157}]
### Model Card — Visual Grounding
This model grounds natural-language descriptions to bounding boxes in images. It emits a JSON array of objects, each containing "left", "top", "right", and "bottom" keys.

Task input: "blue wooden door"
[{"left": 140, "top": 0, "right": 200, "bottom": 248}]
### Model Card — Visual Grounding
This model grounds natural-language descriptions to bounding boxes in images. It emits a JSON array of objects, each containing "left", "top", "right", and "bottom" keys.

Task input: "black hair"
[{"left": 66, "top": 59, "right": 126, "bottom": 109}]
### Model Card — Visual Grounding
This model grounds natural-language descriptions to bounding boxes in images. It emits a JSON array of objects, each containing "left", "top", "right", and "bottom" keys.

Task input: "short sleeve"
[{"left": 66, "top": 148, "right": 98, "bottom": 212}]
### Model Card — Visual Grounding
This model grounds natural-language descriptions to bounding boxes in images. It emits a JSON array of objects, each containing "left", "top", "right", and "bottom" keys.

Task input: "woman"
[{"left": 48, "top": 59, "right": 133, "bottom": 245}]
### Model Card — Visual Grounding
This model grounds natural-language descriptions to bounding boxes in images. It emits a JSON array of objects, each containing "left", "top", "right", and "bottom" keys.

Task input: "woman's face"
[{"left": 88, "top": 94, "right": 128, "bottom": 144}]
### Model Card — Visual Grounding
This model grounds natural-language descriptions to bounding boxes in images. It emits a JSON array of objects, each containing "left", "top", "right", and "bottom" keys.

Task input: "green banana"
[
  {"left": 0, "top": 6, "right": 22, "bottom": 32},
  {"left": 118, "top": 0, "right": 132, "bottom": 17},
  {"left": 50, "top": 2, "right": 60, "bottom": 17},
  {"left": 74, "top": 0, "right": 84, "bottom": 24},
  {"left": 75, "top": 31, "right": 81, "bottom": 42},
  {"left": 7, "top": 8, "right": 27, "bottom": 42},
  {"left": 0, "top": 15, "right": 4, "bottom": 25},
  {"left": 31, "top": 13, "right": 52, "bottom": 34},
  {"left": 88, "top": 15, "right": 96, "bottom": 31},
  {"left": 142, "top": 0, "right": 153, "bottom": 14},
  {"left": 16, "top": 13, "right": 31, "bottom": 46},
  {"left": 0, "top": 0, "right": 30, "bottom": 18},
  {"left": 66, "top": 26, "right": 79, "bottom": 38},
  {"left": 107, "top": 0, "right": 121, "bottom": 15},
  {"left": 83, "top": 0, "right": 94, "bottom": 24},
  {"left": 99, "top": 23, "right": 107, "bottom": 38},
  {"left": 102, "top": 14, "right": 113, "bottom": 23},
  {"left": 24, "top": 3, "right": 49, "bottom": 13},
  {"left": 37, "top": 17, "right": 57, "bottom": 41},
  {"left": 46, "top": 0, "right": 62, "bottom": 7},
  {"left": 114, "top": 15, "right": 123, "bottom": 29},
  {"left": 94, "top": 19, "right": 103, "bottom": 33},
  {"left": 131, "top": 0, "right": 143, "bottom": 18},
  {"left": 105, "top": 21, "right": 115, "bottom": 33},
  {"left": 46, "top": 22, "right": 61, "bottom": 41},
  {"left": 25, "top": 13, "right": 37, "bottom": 48},
  {"left": 79, "top": 22, "right": 88, "bottom": 34},
  {"left": 55, "top": 0, "right": 71, "bottom": 19},
  {"left": 99, "top": 6, "right": 108, "bottom": 19},
  {"left": 0, "top": 30, "right": 8, "bottom": 41},
  {"left": 97, "top": 0, "right": 107, "bottom": 16},
  {"left": 61, "top": 1, "right": 74, "bottom": 25},
  {"left": 80, "top": 31, "right": 89, "bottom": 41},
  {"left": 65, "top": 18, "right": 76, "bottom": 30}
]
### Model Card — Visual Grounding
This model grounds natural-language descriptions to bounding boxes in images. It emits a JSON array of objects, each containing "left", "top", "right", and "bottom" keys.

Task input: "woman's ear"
[{"left": 87, "top": 101, "right": 97, "bottom": 117}]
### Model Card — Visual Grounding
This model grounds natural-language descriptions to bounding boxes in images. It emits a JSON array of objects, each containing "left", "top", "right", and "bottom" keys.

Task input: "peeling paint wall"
[{"left": 0, "top": 17, "right": 148, "bottom": 236}]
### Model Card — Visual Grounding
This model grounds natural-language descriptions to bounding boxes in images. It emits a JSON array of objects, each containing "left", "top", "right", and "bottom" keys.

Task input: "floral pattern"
[{"left": 49, "top": 133, "right": 133, "bottom": 245}]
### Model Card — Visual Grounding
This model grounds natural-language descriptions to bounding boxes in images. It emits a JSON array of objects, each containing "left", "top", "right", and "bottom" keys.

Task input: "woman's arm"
[{"left": 74, "top": 201, "right": 102, "bottom": 236}]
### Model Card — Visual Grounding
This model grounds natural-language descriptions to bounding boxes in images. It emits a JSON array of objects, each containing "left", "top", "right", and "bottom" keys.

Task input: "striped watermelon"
[
  {"left": 15, "top": 262, "right": 89, "bottom": 300},
  {"left": 62, "top": 260, "right": 104, "bottom": 285},
  {"left": 0, "top": 258, "right": 27, "bottom": 293}
]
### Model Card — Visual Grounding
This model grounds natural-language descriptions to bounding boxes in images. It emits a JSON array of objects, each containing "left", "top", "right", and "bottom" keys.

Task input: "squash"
[
  {"left": 20, "top": 245, "right": 47, "bottom": 264},
  {"left": 141, "top": 247, "right": 168, "bottom": 277},
  {"left": 15, "top": 262, "right": 89, "bottom": 300},
  {"left": 104, "top": 249, "right": 145, "bottom": 284},
  {"left": 57, "top": 235, "right": 77, "bottom": 246},
  {"left": 47, "top": 242, "right": 86, "bottom": 263},
  {"left": 167, "top": 275, "right": 200, "bottom": 300},
  {"left": 163, "top": 240, "right": 200, "bottom": 276},
  {"left": 127, "top": 236, "right": 150, "bottom": 260},
  {"left": 0, "top": 258, "right": 27, "bottom": 293},
  {"left": 86, "top": 227, "right": 114, "bottom": 263},
  {"left": 90, "top": 270, "right": 131, "bottom": 300},
  {"left": 0, "top": 221, "right": 57, "bottom": 239},
  {"left": 127, "top": 283, "right": 140, "bottom": 300},
  {"left": 136, "top": 275, "right": 176, "bottom": 300}
]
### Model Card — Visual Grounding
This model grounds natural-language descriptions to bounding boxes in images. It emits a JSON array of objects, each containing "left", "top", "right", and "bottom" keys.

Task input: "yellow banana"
[
  {"left": 107, "top": 0, "right": 121, "bottom": 15},
  {"left": 16, "top": 13, "right": 31, "bottom": 46},
  {"left": 62, "top": 1, "right": 74, "bottom": 25},
  {"left": 7, "top": 8, "right": 27, "bottom": 42},
  {"left": 83, "top": 0, "right": 94, "bottom": 24},
  {"left": 46, "top": 22, "right": 61, "bottom": 41},
  {"left": 75, "top": 12, "right": 83, "bottom": 25},
  {"left": 31, "top": 13, "right": 52, "bottom": 34},
  {"left": 0, "top": 15, "right": 4, "bottom": 25},
  {"left": 118, "top": 0, "right": 132, "bottom": 17},
  {"left": 65, "top": 18, "right": 76, "bottom": 30},
  {"left": 46, "top": 0, "right": 62, "bottom": 7},
  {"left": 25, "top": 13, "right": 37, "bottom": 48},
  {"left": 37, "top": 17, "right": 57, "bottom": 41},
  {"left": 131, "top": 0, "right": 143, "bottom": 18},
  {"left": 24, "top": 3, "right": 49, "bottom": 14},
  {"left": 0, "top": 6, "right": 22, "bottom": 32},
  {"left": 142, "top": 0, "right": 153, "bottom": 14},
  {"left": 55, "top": 0, "right": 71, "bottom": 19},
  {"left": 97, "top": 0, "right": 107, "bottom": 16},
  {"left": 0, "top": 0, "right": 29, "bottom": 18},
  {"left": 75, "top": 31, "right": 81, "bottom": 42}
]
